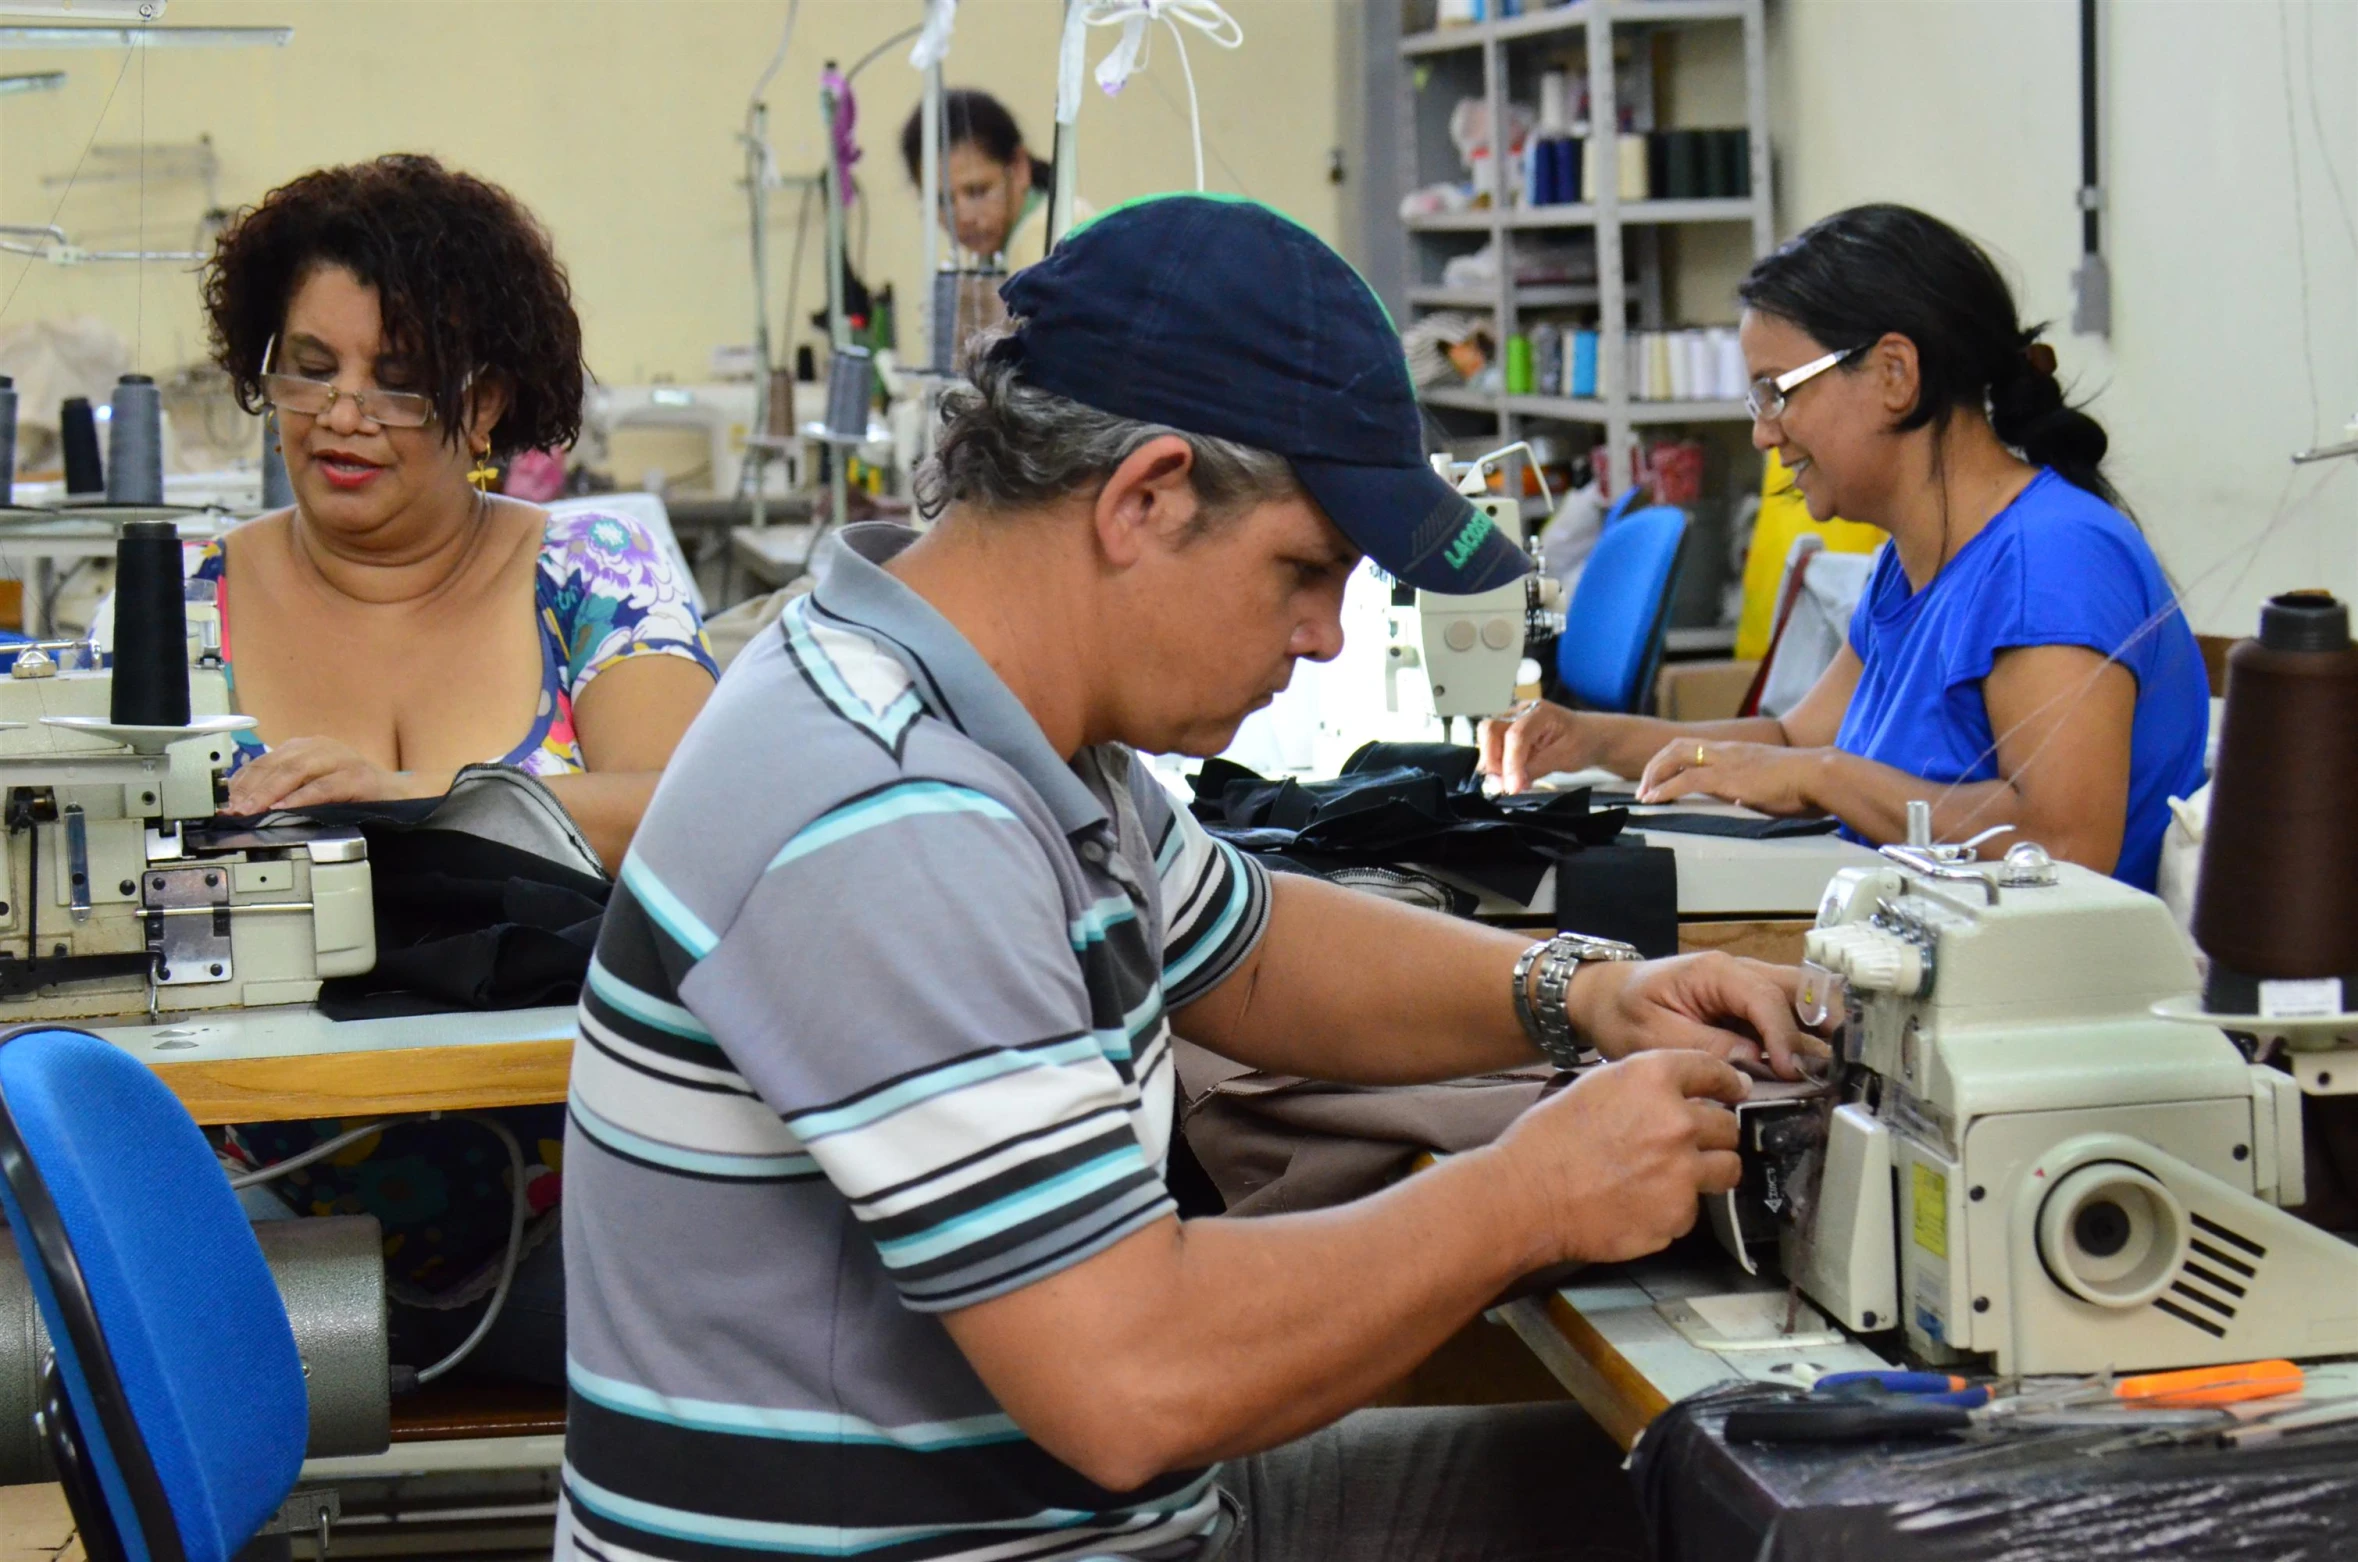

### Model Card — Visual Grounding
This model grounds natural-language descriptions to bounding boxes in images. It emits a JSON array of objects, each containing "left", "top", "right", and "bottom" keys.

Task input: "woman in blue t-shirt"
[{"left": 1483, "top": 204, "right": 2207, "bottom": 890}]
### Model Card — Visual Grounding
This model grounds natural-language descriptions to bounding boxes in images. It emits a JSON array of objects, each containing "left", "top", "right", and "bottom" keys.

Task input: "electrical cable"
[
  {"left": 413, "top": 1114, "right": 529, "bottom": 1385},
  {"left": 227, "top": 1112, "right": 532, "bottom": 1387},
  {"left": 227, "top": 1117, "right": 394, "bottom": 1189},
  {"left": 0, "top": 39, "right": 137, "bottom": 329},
  {"left": 1057, "top": 1, "right": 1242, "bottom": 195},
  {"left": 744, "top": 0, "right": 801, "bottom": 131},
  {"left": 844, "top": 22, "right": 923, "bottom": 85}
]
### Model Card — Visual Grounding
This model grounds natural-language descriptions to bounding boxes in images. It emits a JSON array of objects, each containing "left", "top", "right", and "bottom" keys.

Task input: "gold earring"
[{"left": 467, "top": 444, "right": 499, "bottom": 494}]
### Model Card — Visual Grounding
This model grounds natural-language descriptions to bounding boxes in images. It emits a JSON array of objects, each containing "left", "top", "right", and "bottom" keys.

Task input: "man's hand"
[
  {"left": 1491, "top": 1050, "right": 1748, "bottom": 1266},
  {"left": 1566, "top": 952, "right": 1829, "bottom": 1080},
  {"left": 224, "top": 737, "right": 451, "bottom": 816},
  {"left": 1478, "top": 702, "right": 1599, "bottom": 793},
  {"left": 1636, "top": 739, "right": 1825, "bottom": 813}
]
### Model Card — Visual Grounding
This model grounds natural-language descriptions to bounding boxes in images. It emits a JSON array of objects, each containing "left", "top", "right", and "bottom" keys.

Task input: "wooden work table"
[{"left": 87, "top": 1005, "right": 576, "bottom": 1124}]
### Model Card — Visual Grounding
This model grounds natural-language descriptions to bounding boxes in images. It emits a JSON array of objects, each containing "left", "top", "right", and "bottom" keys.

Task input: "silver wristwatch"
[{"left": 1513, "top": 932, "right": 1645, "bottom": 1070}]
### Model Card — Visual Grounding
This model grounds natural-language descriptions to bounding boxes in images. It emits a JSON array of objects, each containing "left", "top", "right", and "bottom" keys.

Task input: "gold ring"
[{"left": 1695, "top": 743, "right": 1707, "bottom": 767}]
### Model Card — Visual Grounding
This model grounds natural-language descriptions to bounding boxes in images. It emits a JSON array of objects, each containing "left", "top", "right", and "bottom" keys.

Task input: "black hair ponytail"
[
  {"left": 1987, "top": 345, "right": 2115, "bottom": 504},
  {"left": 1738, "top": 203, "right": 2122, "bottom": 508}
]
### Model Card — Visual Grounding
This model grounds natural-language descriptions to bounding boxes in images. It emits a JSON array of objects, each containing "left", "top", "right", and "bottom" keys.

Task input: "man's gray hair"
[{"left": 914, "top": 332, "right": 1299, "bottom": 525}]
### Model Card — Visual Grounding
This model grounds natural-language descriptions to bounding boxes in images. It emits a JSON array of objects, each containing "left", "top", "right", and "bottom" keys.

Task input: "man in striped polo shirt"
[{"left": 559, "top": 197, "right": 1820, "bottom": 1562}]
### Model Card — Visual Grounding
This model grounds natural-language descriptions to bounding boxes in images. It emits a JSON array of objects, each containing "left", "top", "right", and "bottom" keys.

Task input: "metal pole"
[
  {"left": 1048, "top": 0, "right": 1079, "bottom": 247},
  {"left": 745, "top": 101, "right": 772, "bottom": 530},
  {"left": 821, "top": 67, "right": 850, "bottom": 535},
  {"left": 1588, "top": 3, "right": 1633, "bottom": 495},
  {"left": 918, "top": 57, "right": 944, "bottom": 469}
]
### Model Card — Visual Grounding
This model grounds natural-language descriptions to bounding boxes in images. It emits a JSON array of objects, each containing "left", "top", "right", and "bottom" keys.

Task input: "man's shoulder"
[{"left": 631, "top": 620, "right": 1071, "bottom": 946}]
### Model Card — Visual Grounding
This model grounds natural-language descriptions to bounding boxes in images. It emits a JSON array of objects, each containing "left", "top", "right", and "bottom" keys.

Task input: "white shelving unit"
[{"left": 1396, "top": 0, "right": 1773, "bottom": 489}]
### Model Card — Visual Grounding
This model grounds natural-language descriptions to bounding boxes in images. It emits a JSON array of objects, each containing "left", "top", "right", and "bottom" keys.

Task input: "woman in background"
[
  {"left": 899, "top": 87, "right": 1064, "bottom": 269},
  {"left": 1484, "top": 205, "right": 2207, "bottom": 891}
]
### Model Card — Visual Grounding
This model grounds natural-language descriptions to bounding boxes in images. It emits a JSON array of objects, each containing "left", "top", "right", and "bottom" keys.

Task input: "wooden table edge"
[{"left": 152, "top": 1037, "right": 574, "bottom": 1125}]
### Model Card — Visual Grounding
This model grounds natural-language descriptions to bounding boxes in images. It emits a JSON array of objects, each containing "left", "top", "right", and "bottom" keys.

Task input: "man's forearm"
[
  {"left": 949, "top": 1146, "right": 1549, "bottom": 1487},
  {"left": 1174, "top": 873, "right": 1544, "bottom": 1083}
]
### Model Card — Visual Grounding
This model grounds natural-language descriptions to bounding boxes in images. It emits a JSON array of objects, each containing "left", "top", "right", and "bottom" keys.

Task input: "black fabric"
[
  {"left": 1631, "top": 1380, "right": 2358, "bottom": 1562},
  {"left": 1582, "top": 792, "right": 1844, "bottom": 839},
  {"left": 319, "top": 827, "right": 608, "bottom": 1018},
  {"left": 1629, "top": 812, "right": 1844, "bottom": 840},
  {"left": 201, "top": 802, "right": 612, "bottom": 1019},
  {"left": 1190, "top": 743, "right": 1627, "bottom": 905},
  {"left": 1554, "top": 843, "right": 1680, "bottom": 957}
]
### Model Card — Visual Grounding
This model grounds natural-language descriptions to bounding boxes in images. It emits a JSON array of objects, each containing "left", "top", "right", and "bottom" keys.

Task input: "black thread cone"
[{"left": 110, "top": 520, "right": 189, "bottom": 727}]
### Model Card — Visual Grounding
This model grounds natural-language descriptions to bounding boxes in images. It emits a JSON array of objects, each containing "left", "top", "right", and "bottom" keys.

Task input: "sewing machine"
[
  {"left": 1708, "top": 837, "right": 2358, "bottom": 1375},
  {"left": 1379, "top": 456, "right": 1567, "bottom": 727},
  {"left": 0, "top": 606, "right": 374, "bottom": 1022}
]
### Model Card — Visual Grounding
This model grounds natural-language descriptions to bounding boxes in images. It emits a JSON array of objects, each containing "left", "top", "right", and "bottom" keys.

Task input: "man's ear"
[{"left": 1091, "top": 434, "right": 1202, "bottom": 569}]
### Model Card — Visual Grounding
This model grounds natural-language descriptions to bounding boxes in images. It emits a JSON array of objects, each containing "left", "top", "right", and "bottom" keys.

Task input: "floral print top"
[
  {"left": 195, "top": 508, "right": 720, "bottom": 775},
  {"left": 212, "top": 510, "right": 716, "bottom": 1301}
]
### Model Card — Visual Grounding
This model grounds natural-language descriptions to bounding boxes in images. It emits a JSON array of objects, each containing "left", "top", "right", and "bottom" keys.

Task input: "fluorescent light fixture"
[
  {"left": 0, "top": 23, "right": 289, "bottom": 46},
  {"left": 0, "top": 70, "right": 68, "bottom": 93},
  {"left": 0, "top": 1, "right": 165, "bottom": 18}
]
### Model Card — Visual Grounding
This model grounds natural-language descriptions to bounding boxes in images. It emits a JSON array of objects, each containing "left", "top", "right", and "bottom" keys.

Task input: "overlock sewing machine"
[
  {"left": 0, "top": 520, "right": 374, "bottom": 1022},
  {"left": 1709, "top": 818, "right": 2358, "bottom": 1376}
]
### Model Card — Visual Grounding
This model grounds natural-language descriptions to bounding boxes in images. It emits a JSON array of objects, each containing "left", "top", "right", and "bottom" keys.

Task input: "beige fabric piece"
[
  {"left": 703, "top": 581, "right": 810, "bottom": 670},
  {"left": 1175, "top": 1038, "right": 1551, "bottom": 1216}
]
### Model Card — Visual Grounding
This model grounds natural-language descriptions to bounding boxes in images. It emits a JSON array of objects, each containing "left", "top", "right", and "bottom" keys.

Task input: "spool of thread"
[
  {"left": 824, "top": 344, "right": 874, "bottom": 442},
  {"left": 1570, "top": 330, "right": 1599, "bottom": 398},
  {"left": 110, "top": 519, "right": 191, "bottom": 728},
  {"left": 260, "top": 411, "right": 294, "bottom": 510},
  {"left": 1712, "top": 328, "right": 1750, "bottom": 401},
  {"left": 1715, "top": 128, "right": 1752, "bottom": 198},
  {"left": 1647, "top": 332, "right": 1674, "bottom": 401},
  {"left": 106, "top": 373, "right": 164, "bottom": 507},
  {"left": 930, "top": 270, "right": 962, "bottom": 374},
  {"left": 1617, "top": 133, "right": 1651, "bottom": 201},
  {"left": 1538, "top": 71, "right": 1569, "bottom": 134},
  {"left": 60, "top": 398, "right": 103, "bottom": 500},
  {"left": 0, "top": 375, "right": 15, "bottom": 507},
  {"left": 2193, "top": 591, "right": 2358, "bottom": 1015},
  {"left": 1504, "top": 334, "right": 1534, "bottom": 397}
]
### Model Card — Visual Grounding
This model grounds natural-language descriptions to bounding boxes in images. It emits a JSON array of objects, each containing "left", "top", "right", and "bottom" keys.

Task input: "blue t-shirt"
[{"left": 1835, "top": 469, "right": 2207, "bottom": 891}]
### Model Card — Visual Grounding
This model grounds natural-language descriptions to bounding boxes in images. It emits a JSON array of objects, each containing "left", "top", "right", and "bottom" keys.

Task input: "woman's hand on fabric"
[
  {"left": 1636, "top": 739, "right": 1827, "bottom": 814},
  {"left": 223, "top": 737, "right": 450, "bottom": 815},
  {"left": 1477, "top": 702, "right": 1597, "bottom": 793},
  {"left": 1565, "top": 952, "right": 1829, "bottom": 1080}
]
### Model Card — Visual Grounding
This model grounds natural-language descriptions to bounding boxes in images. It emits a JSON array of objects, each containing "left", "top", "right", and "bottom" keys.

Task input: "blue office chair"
[
  {"left": 1554, "top": 504, "right": 1691, "bottom": 713},
  {"left": 0, "top": 1028, "right": 307, "bottom": 1562}
]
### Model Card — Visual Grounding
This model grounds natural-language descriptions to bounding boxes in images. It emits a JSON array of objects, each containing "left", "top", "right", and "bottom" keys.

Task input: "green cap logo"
[{"left": 1443, "top": 509, "right": 1495, "bottom": 572}]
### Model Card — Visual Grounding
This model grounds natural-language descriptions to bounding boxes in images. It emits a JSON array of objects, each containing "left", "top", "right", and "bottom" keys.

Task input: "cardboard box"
[{"left": 1654, "top": 658, "right": 1759, "bottom": 722}]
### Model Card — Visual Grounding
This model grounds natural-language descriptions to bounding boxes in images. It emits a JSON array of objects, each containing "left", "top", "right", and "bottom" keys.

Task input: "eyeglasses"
[
  {"left": 1744, "top": 345, "right": 1864, "bottom": 424},
  {"left": 258, "top": 333, "right": 437, "bottom": 429}
]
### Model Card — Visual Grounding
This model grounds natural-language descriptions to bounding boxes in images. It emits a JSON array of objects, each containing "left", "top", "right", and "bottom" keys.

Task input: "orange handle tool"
[{"left": 2114, "top": 1360, "right": 2304, "bottom": 1408}]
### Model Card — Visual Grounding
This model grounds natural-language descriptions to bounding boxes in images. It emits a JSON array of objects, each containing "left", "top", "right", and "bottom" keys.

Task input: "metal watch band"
[{"left": 1521, "top": 932, "right": 1644, "bottom": 1070}]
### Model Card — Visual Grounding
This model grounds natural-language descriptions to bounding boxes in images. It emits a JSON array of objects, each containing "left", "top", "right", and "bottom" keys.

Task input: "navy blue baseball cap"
[{"left": 994, "top": 194, "right": 1532, "bottom": 595}]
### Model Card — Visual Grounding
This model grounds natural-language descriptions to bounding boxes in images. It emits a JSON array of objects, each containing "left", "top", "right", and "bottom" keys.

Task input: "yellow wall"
[{"left": 0, "top": 0, "right": 1342, "bottom": 391}]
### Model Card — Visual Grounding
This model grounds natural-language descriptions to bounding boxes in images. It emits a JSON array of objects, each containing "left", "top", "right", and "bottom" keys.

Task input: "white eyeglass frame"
[{"left": 1745, "top": 345, "right": 1862, "bottom": 423}]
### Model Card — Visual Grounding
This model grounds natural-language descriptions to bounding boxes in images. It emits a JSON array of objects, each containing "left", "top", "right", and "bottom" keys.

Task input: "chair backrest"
[
  {"left": 0, "top": 1029, "right": 307, "bottom": 1562},
  {"left": 1555, "top": 505, "right": 1690, "bottom": 713}
]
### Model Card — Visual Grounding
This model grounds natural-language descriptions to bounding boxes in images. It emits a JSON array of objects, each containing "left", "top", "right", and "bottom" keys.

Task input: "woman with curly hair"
[
  {"left": 195, "top": 155, "right": 717, "bottom": 1386},
  {"left": 198, "top": 153, "right": 717, "bottom": 868}
]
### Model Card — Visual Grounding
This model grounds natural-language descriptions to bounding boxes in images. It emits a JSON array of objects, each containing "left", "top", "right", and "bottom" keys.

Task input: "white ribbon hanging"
[
  {"left": 909, "top": 0, "right": 958, "bottom": 71},
  {"left": 1054, "top": 0, "right": 1242, "bottom": 192}
]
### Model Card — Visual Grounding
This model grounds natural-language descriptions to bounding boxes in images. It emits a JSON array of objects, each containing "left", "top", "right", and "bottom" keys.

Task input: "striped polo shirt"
[{"left": 556, "top": 523, "right": 1272, "bottom": 1562}]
